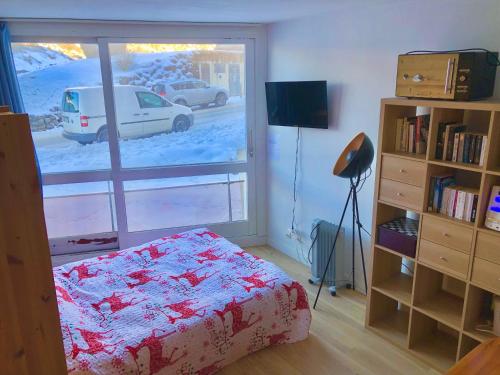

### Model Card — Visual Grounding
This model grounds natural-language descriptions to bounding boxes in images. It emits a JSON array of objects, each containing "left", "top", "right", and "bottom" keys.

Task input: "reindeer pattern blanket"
[{"left": 54, "top": 228, "right": 311, "bottom": 374}]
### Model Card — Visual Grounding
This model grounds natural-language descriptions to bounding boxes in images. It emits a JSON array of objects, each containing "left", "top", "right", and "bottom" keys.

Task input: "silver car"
[{"left": 152, "top": 79, "right": 229, "bottom": 108}]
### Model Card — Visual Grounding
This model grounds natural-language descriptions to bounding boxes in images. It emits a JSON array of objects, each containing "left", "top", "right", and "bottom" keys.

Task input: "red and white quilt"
[{"left": 53, "top": 228, "right": 311, "bottom": 374}]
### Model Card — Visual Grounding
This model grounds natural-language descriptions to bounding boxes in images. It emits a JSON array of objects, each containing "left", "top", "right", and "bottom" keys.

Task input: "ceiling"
[{"left": 0, "top": 0, "right": 346, "bottom": 24}]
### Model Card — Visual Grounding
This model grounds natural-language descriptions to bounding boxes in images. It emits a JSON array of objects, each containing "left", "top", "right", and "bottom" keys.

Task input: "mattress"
[{"left": 54, "top": 228, "right": 311, "bottom": 374}]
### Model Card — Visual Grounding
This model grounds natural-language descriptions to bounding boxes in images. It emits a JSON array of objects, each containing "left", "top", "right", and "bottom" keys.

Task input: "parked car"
[
  {"left": 61, "top": 85, "right": 194, "bottom": 145},
  {"left": 152, "top": 79, "right": 229, "bottom": 108}
]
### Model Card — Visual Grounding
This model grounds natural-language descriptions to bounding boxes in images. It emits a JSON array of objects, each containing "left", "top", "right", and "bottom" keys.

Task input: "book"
[
  {"left": 443, "top": 124, "right": 465, "bottom": 161},
  {"left": 447, "top": 188, "right": 457, "bottom": 217},
  {"left": 471, "top": 194, "right": 479, "bottom": 222},
  {"left": 462, "top": 134, "right": 471, "bottom": 163},
  {"left": 454, "top": 189, "right": 467, "bottom": 220},
  {"left": 435, "top": 122, "right": 447, "bottom": 159},
  {"left": 473, "top": 135, "right": 483, "bottom": 165},
  {"left": 452, "top": 132, "right": 461, "bottom": 162},
  {"left": 469, "top": 135, "right": 477, "bottom": 164},
  {"left": 457, "top": 133, "right": 466, "bottom": 163},
  {"left": 441, "top": 186, "right": 451, "bottom": 215},
  {"left": 479, "top": 135, "right": 487, "bottom": 166}
]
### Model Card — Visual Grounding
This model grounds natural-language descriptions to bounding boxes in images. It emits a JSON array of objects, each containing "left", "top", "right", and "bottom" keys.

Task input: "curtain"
[{"left": 0, "top": 22, "right": 25, "bottom": 113}]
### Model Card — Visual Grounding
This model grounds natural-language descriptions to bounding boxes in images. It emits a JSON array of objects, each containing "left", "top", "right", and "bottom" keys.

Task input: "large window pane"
[
  {"left": 43, "top": 181, "right": 116, "bottom": 238},
  {"left": 108, "top": 43, "right": 246, "bottom": 169},
  {"left": 124, "top": 173, "right": 246, "bottom": 232},
  {"left": 12, "top": 43, "right": 111, "bottom": 173}
]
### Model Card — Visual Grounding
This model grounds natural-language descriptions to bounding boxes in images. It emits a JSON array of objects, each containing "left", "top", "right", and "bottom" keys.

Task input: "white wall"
[{"left": 266, "top": 0, "right": 500, "bottom": 292}]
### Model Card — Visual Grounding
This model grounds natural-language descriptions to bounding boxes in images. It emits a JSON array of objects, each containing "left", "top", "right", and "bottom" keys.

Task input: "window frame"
[{"left": 9, "top": 21, "right": 267, "bottom": 252}]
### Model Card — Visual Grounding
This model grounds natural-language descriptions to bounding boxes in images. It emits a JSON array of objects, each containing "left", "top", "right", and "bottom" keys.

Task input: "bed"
[{"left": 54, "top": 228, "right": 311, "bottom": 374}]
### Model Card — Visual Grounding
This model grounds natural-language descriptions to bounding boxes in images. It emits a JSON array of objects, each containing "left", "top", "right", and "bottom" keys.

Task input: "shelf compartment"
[
  {"left": 409, "top": 309, "right": 459, "bottom": 372},
  {"left": 429, "top": 107, "right": 491, "bottom": 166},
  {"left": 380, "top": 104, "right": 418, "bottom": 155},
  {"left": 372, "top": 247, "right": 414, "bottom": 305},
  {"left": 413, "top": 264, "right": 465, "bottom": 330},
  {"left": 463, "top": 284, "right": 499, "bottom": 343},
  {"left": 368, "top": 290, "right": 410, "bottom": 348},
  {"left": 425, "top": 164, "right": 482, "bottom": 225},
  {"left": 459, "top": 334, "right": 481, "bottom": 360}
]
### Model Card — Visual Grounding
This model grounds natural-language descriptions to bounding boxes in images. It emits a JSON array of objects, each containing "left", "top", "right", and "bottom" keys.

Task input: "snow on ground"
[{"left": 33, "top": 97, "right": 246, "bottom": 175}]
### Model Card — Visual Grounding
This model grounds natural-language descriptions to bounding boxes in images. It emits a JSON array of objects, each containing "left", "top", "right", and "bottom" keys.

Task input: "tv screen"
[{"left": 265, "top": 80, "right": 328, "bottom": 128}]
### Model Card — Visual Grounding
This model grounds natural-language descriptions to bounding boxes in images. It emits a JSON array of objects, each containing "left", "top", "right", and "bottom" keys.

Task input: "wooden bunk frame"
[{"left": 0, "top": 107, "right": 67, "bottom": 374}]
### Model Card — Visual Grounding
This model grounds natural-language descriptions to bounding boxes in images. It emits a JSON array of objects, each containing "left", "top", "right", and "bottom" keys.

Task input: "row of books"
[
  {"left": 435, "top": 123, "right": 488, "bottom": 165},
  {"left": 394, "top": 114, "right": 430, "bottom": 154},
  {"left": 428, "top": 175, "right": 479, "bottom": 222}
]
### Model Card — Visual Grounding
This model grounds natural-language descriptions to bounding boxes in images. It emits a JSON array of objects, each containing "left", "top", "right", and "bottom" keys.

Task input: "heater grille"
[{"left": 309, "top": 219, "right": 344, "bottom": 293}]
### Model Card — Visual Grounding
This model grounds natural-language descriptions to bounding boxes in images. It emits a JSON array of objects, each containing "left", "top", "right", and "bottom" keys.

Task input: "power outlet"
[{"left": 286, "top": 228, "right": 302, "bottom": 243}]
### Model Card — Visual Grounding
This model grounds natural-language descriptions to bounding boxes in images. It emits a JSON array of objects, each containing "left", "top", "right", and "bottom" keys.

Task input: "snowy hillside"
[
  {"left": 16, "top": 47, "right": 194, "bottom": 117},
  {"left": 12, "top": 44, "right": 73, "bottom": 75}
]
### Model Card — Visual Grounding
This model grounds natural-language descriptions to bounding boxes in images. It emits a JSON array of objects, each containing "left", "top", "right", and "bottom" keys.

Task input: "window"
[
  {"left": 12, "top": 42, "right": 111, "bottom": 174},
  {"left": 136, "top": 91, "right": 169, "bottom": 108},
  {"left": 62, "top": 91, "right": 79, "bottom": 113},
  {"left": 11, "top": 38, "right": 255, "bottom": 253}
]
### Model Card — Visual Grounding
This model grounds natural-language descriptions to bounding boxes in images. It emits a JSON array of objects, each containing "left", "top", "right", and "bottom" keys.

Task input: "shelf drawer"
[
  {"left": 379, "top": 178, "right": 423, "bottom": 211},
  {"left": 421, "top": 215, "right": 473, "bottom": 254},
  {"left": 471, "top": 258, "right": 500, "bottom": 294},
  {"left": 381, "top": 155, "right": 426, "bottom": 187},
  {"left": 418, "top": 239, "right": 469, "bottom": 279},
  {"left": 475, "top": 231, "right": 500, "bottom": 265}
]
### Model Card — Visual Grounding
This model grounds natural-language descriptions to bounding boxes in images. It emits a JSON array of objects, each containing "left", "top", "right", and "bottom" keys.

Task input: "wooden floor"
[{"left": 53, "top": 246, "right": 441, "bottom": 375}]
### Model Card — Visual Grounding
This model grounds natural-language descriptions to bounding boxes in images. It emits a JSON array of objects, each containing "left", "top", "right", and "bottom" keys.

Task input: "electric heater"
[{"left": 309, "top": 219, "right": 345, "bottom": 296}]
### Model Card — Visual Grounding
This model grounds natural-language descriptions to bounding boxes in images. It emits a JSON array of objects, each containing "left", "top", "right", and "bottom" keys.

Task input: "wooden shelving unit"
[{"left": 366, "top": 98, "right": 500, "bottom": 373}]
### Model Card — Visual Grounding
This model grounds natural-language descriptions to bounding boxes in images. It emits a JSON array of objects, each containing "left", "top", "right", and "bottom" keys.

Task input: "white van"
[{"left": 62, "top": 85, "right": 194, "bottom": 144}]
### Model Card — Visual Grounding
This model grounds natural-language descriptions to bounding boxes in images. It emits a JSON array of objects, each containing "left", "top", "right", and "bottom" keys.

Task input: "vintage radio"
[{"left": 396, "top": 51, "right": 498, "bottom": 101}]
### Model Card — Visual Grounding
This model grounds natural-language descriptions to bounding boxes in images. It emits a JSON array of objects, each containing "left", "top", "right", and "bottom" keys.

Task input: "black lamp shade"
[{"left": 333, "top": 132, "right": 374, "bottom": 179}]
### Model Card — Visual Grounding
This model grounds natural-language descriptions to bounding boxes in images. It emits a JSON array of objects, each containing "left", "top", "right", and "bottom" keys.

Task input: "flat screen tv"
[{"left": 265, "top": 80, "right": 328, "bottom": 128}]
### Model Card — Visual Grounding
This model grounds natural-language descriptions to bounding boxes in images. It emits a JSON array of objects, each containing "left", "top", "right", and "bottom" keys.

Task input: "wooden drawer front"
[
  {"left": 396, "top": 53, "right": 458, "bottom": 99},
  {"left": 472, "top": 258, "right": 500, "bottom": 294},
  {"left": 379, "top": 178, "right": 423, "bottom": 211},
  {"left": 475, "top": 231, "right": 500, "bottom": 265},
  {"left": 381, "top": 155, "right": 426, "bottom": 187},
  {"left": 421, "top": 215, "right": 473, "bottom": 254},
  {"left": 419, "top": 239, "right": 469, "bottom": 279}
]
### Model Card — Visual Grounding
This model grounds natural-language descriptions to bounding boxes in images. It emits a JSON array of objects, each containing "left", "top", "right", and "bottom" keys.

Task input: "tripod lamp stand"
[{"left": 313, "top": 132, "right": 374, "bottom": 309}]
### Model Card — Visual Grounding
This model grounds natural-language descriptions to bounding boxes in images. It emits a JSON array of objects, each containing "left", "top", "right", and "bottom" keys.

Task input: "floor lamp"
[{"left": 313, "top": 132, "right": 374, "bottom": 309}]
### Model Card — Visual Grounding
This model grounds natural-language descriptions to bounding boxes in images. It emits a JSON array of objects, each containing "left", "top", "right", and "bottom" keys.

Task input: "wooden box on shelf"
[{"left": 366, "top": 98, "right": 500, "bottom": 373}]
